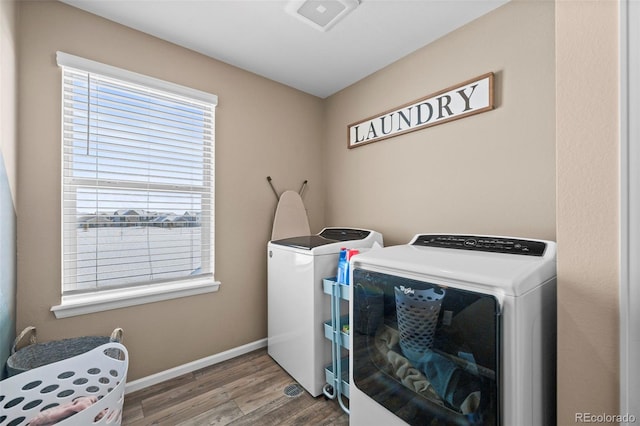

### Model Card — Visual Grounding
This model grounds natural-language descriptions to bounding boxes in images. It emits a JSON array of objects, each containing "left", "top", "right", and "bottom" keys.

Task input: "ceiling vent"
[{"left": 285, "top": 0, "right": 360, "bottom": 32}]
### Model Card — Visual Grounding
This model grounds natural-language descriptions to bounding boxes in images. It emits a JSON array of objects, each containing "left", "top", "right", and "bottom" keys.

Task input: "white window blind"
[{"left": 58, "top": 52, "right": 216, "bottom": 295}]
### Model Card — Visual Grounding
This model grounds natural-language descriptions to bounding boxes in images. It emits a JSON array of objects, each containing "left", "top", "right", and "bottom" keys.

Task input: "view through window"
[{"left": 59, "top": 54, "right": 216, "bottom": 294}]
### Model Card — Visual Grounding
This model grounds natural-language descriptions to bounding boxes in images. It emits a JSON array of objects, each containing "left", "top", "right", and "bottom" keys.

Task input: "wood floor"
[{"left": 121, "top": 348, "right": 349, "bottom": 426}]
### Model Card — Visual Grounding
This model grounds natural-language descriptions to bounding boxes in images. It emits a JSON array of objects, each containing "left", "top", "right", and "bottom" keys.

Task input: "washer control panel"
[
  {"left": 411, "top": 234, "right": 547, "bottom": 256},
  {"left": 319, "top": 228, "right": 371, "bottom": 241}
]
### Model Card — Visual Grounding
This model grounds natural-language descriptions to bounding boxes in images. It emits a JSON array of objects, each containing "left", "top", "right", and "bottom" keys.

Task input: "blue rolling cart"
[{"left": 322, "top": 278, "right": 350, "bottom": 415}]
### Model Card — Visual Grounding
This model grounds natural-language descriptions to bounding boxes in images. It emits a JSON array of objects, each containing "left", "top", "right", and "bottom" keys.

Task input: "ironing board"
[{"left": 271, "top": 190, "right": 310, "bottom": 241}]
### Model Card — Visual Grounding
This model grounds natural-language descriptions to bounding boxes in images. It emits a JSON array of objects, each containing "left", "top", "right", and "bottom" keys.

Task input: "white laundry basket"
[{"left": 0, "top": 342, "right": 128, "bottom": 426}]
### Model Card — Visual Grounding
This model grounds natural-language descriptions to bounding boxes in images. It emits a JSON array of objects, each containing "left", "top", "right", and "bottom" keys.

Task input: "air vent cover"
[{"left": 286, "top": 0, "right": 359, "bottom": 32}]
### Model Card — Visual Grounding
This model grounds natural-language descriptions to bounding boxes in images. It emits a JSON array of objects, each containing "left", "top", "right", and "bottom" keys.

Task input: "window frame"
[{"left": 52, "top": 52, "right": 220, "bottom": 319}]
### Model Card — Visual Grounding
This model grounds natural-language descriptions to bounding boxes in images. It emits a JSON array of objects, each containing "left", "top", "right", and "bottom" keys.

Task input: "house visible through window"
[{"left": 57, "top": 52, "right": 217, "bottom": 301}]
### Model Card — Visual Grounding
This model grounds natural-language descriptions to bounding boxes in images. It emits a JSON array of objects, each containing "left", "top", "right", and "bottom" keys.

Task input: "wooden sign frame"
[{"left": 347, "top": 72, "right": 494, "bottom": 149}]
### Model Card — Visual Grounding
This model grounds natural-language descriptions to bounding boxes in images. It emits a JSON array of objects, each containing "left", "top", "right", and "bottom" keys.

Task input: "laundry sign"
[{"left": 348, "top": 73, "right": 494, "bottom": 148}]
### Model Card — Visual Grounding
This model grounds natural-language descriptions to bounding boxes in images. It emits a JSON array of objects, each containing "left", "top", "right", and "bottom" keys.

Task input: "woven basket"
[
  {"left": 0, "top": 342, "right": 128, "bottom": 426},
  {"left": 6, "top": 327, "right": 123, "bottom": 377}
]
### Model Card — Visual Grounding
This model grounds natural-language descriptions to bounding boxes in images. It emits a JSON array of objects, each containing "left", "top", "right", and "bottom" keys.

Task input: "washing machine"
[
  {"left": 267, "top": 227, "right": 383, "bottom": 397},
  {"left": 349, "top": 234, "right": 556, "bottom": 426}
]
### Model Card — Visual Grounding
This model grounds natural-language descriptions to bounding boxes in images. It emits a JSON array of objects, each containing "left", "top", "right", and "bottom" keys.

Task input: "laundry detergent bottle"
[
  {"left": 345, "top": 249, "right": 359, "bottom": 285},
  {"left": 337, "top": 248, "right": 348, "bottom": 284}
]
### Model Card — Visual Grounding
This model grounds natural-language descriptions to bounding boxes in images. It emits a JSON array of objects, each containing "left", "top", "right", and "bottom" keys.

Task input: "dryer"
[
  {"left": 349, "top": 234, "right": 556, "bottom": 426},
  {"left": 267, "top": 227, "right": 383, "bottom": 397}
]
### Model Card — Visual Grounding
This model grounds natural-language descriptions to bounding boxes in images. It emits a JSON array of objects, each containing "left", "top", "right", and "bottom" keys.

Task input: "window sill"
[{"left": 51, "top": 278, "right": 220, "bottom": 319}]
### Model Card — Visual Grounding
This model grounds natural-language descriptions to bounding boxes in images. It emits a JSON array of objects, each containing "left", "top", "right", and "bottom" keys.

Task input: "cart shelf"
[
  {"left": 323, "top": 278, "right": 350, "bottom": 301},
  {"left": 325, "top": 357, "right": 350, "bottom": 399},
  {"left": 324, "top": 316, "right": 350, "bottom": 350}
]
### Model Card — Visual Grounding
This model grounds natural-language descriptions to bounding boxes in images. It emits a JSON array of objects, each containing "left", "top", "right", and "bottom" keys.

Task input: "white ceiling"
[{"left": 59, "top": 0, "right": 509, "bottom": 98}]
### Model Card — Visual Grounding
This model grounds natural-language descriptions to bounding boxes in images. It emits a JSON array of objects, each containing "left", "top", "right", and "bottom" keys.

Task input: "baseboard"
[{"left": 125, "top": 338, "right": 268, "bottom": 394}]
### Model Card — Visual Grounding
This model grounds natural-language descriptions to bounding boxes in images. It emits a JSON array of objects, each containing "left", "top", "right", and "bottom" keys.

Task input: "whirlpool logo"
[{"left": 398, "top": 286, "right": 415, "bottom": 295}]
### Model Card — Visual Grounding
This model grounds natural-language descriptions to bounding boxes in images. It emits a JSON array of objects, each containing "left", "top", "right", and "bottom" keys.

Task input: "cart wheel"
[{"left": 323, "top": 385, "right": 333, "bottom": 400}]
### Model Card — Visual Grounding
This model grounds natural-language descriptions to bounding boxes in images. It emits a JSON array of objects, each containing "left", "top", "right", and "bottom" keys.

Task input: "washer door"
[{"left": 352, "top": 269, "right": 500, "bottom": 426}]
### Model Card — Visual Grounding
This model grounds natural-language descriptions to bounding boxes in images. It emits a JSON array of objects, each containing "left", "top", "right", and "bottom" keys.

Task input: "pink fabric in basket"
[{"left": 28, "top": 396, "right": 97, "bottom": 426}]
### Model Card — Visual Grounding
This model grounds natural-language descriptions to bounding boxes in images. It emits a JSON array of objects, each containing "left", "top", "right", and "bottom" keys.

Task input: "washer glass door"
[{"left": 352, "top": 269, "right": 500, "bottom": 426}]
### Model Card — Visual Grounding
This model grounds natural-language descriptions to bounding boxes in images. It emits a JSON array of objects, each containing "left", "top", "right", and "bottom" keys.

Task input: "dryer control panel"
[{"left": 412, "top": 234, "right": 547, "bottom": 256}]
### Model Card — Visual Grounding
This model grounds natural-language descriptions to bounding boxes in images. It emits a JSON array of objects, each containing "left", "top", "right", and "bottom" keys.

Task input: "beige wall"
[
  {"left": 324, "top": 0, "right": 556, "bottom": 246},
  {"left": 16, "top": 0, "right": 325, "bottom": 380},
  {"left": 556, "top": 1, "right": 620, "bottom": 424}
]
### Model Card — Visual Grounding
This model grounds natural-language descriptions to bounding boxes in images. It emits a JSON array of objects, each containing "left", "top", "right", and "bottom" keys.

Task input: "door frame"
[{"left": 620, "top": 0, "right": 639, "bottom": 422}]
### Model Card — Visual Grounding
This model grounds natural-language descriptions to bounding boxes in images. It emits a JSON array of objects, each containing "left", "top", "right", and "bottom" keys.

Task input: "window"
[{"left": 53, "top": 52, "right": 219, "bottom": 318}]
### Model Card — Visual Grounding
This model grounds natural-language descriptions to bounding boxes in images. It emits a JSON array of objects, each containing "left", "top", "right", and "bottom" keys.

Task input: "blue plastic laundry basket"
[{"left": 394, "top": 286, "right": 445, "bottom": 360}]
